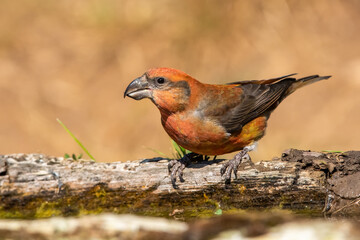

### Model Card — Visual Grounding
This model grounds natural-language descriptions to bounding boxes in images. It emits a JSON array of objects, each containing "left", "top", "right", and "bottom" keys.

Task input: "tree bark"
[{"left": 0, "top": 149, "right": 359, "bottom": 219}]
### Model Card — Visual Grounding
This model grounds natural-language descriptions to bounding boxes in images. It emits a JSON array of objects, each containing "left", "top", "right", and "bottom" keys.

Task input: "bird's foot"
[
  {"left": 220, "top": 146, "right": 255, "bottom": 185},
  {"left": 168, "top": 152, "right": 218, "bottom": 188},
  {"left": 168, "top": 152, "right": 197, "bottom": 188},
  {"left": 50, "top": 171, "right": 64, "bottom": 193}
]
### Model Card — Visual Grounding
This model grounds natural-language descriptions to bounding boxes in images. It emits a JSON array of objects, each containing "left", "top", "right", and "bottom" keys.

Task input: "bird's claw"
[
  {"left": 168, "top": 154, "right": 193, "bottom": 188},
  {"left": 220, "top": 150, "right": 252, "bottom": 185},
  {"left": 50, "top": 171, "right": 64, "bottom": 193},
  {"left": 168, "top": 153, "right": 218, "bottom": 188}
]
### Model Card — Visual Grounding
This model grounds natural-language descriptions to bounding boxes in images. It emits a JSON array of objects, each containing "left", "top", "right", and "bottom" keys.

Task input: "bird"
[{"left": 124, "top": 67, "right": 330, "bottom": 187}]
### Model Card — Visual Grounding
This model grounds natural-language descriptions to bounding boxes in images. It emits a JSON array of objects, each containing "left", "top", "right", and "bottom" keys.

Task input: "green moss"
[
  {"left": 0, "top": 207, "right": 26, "bottom": 219},
  {"left": 0, "top": 184, "right": 326, "bottom": 220},
  {"left": 34, "top": 201, "right": 62, "bottom": 218}
]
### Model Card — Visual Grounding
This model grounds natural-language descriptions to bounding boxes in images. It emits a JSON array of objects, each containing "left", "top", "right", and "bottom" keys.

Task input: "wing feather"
[
  {"left": 227, "top": 73, "right": 297, "bottom": 86},
  {"left": 202, "top": 74, "right": 328, "bottom": 135},
  {"left": 218, "top": 78, "right": 295, "bottom": 134}
]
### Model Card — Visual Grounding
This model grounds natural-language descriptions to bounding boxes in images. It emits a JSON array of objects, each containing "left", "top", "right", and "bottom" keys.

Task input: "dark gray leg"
[
  {"left": 168, "top": 152, "right": 200, "bottom": 188},
  {"left": 220, "top": 146, "right": 255, "bottom": 185}
]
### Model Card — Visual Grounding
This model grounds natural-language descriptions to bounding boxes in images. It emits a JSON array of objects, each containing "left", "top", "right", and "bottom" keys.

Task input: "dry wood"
[{"left": 0, "top": 149, "right": 359, "bottom": 219}]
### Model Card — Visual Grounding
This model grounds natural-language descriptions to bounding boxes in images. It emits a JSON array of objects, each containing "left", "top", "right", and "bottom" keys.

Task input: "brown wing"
[
  {"left": 201, "top": 74, "right": 329, "bottom": 134},
  {"left": 217, "top": 73, "right": 330, "bottom": 134},
  {"left": 218, "top": 79, "right": 295, "bottom": 134}
]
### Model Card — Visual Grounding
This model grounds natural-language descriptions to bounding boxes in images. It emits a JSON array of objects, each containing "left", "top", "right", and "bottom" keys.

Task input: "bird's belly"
[{"left": 162, "top": 114, "right": 267, "bottom": 155}]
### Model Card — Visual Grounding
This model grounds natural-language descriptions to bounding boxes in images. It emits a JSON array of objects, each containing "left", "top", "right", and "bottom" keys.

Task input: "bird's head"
[{"left": 124, "top": 68, "right": 199, "bottom": 114}]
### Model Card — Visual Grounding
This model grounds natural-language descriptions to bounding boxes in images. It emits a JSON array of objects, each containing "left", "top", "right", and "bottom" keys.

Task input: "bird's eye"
[{"left": 156, "top": 77, "right": 165, "bottom": 84}]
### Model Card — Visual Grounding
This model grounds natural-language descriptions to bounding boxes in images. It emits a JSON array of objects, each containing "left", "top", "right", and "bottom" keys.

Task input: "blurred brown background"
[{"left": 0, "top": 0, "right": 359, "bottom": 162}]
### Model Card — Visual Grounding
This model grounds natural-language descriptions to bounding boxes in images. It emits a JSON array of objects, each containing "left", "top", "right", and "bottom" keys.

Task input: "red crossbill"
[{"left": 124, "top": 68, "right": 330, "bottom": 187}]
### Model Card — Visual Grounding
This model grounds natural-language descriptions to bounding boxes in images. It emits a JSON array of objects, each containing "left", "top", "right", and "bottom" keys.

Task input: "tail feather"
[{"left": 285, "top": 75, "right": 331, "bottom": 96}]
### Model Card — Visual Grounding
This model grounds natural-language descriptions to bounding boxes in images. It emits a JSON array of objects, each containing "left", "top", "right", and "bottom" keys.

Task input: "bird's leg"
[
  {"left": 191, "top": 153, "right": 208, "bottom": 162},
  {"left": 168, "top": 152, "right": 202, "bottom": 188},
  {"left": 220, "top": 145, "right": 256, "bottom": 185},
  {"left": 50, "top": 171, "right": 64, "bottom": 193}
]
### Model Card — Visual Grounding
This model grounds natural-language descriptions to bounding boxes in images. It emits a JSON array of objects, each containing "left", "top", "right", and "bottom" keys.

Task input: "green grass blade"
[
  {"left": 171, "top": 140, "right": 183, "bottom": 158},
  {"left": 56, "top": 118, "right": 96, "bottom": 161},
  {"left": 322, "top": 150, "right": 344, "bottom": 153},
  {"left": 171, "top": 140, "right": 191, "bottom": 158},
  {"left": 145, "top": 146, "right": 169, "bottom": 158}
]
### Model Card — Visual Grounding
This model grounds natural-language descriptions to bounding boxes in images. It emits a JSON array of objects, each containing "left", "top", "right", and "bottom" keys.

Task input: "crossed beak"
[{"left": 124, "top": 75, "right": 152, "bottom": 100}]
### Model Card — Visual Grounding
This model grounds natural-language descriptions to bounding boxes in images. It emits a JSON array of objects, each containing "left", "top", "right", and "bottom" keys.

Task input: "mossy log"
[{"left": 0, "top": 149, "right": 359, "bottom": 220}]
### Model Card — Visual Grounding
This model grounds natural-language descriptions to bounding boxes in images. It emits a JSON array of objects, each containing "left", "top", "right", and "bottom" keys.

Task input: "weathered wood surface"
[{"left": 0, "top": 149, "right": 359, "bottom": 219}]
